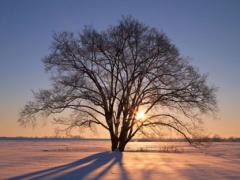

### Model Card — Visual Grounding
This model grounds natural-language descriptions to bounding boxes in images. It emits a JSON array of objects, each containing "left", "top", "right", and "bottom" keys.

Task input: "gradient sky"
[{"left": 0, "top": 0, "right": 240, "bottom": 137}]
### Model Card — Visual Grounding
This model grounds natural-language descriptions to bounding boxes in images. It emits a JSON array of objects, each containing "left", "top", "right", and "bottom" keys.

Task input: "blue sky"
[{"left": 0, "top": 0, "right": 240, "bottom": 137}]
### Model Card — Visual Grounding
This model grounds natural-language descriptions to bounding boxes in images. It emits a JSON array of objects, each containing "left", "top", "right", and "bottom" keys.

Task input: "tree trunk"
[
  {"left": 118, "top": 141, "right": 127, "bottom": 152},
  {"left": 111, "top": 136, "right": 128, "bottom": 152},
  {"left": 111, "top": 136, "right": 119, "bottom": 151},
  {"left": 116, "top": 123, "right": 128, "bottom": 151},
  {"left": 118, "top": 135, "right": 128, "bottom": 152}
]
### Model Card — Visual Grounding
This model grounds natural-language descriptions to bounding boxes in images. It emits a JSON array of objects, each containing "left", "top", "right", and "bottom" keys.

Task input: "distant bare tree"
[{"left": 19, "top": 17, "right": 217, "bottom": 151}]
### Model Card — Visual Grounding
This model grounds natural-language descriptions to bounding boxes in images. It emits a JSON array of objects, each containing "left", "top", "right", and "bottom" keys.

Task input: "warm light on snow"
[
  {"left": 1, "top": 141, "right": 240, "bottom": 179},
  {"left": 136, "top": 111, "right": 145, "bottom": 120},
  {"left": 0, "top": 140, "right": 240, "bottom": 179}
]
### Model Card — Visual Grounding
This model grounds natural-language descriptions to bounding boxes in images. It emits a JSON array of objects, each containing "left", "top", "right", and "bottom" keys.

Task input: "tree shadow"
[{"left": 8, "top": 151, "right": 128, "bottom": 180}]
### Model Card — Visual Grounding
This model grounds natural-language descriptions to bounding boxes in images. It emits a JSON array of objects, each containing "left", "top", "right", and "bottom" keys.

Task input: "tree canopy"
[{"left": 19, "top": 17, "right": 217, "bottom": 151}]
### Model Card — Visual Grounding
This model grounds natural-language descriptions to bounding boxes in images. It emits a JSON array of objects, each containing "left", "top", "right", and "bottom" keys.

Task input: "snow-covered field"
[{"left": 0, "top": 140, "right": 240, "bottom": 179}]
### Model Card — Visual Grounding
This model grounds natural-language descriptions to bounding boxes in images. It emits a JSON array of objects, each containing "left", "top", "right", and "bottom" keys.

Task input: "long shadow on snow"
[{"left": 8, "top": 151, "right": 128, "bottom": 180}]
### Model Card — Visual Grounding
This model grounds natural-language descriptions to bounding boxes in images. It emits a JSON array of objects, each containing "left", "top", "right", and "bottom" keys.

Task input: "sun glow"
[{"left": 136, "top": 111, "right": 145, "bottom": 120}]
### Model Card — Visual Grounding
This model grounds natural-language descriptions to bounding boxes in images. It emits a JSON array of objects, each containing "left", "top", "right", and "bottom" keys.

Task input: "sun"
[{"left": 136, "top": 111, "right": 145, "bottom": 120}]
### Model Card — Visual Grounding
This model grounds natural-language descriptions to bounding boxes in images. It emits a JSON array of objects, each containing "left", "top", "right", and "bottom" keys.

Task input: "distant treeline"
[
  {"left": 0, "top": 137, "right": 109, "bottom": 141},
  {"left": 133, "top": 137, "right": 240, "bottom": 142},
  {"left": 1, "top": 136, "right": 240, "bottom": 142}
]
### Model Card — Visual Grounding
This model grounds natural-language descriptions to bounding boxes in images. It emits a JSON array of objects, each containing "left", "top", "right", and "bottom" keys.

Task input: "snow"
[{"left": 0, "top": 140, "right": 240, "bottom": 179}]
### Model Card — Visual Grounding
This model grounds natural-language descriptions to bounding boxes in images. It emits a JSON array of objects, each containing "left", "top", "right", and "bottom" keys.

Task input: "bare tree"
[{"left": 19, "top": 17, "right": 217, "bottom": 151}]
